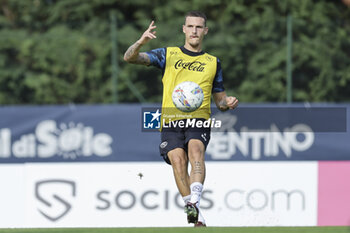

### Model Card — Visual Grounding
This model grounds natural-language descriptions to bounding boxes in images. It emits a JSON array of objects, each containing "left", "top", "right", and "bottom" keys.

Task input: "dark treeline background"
[{"left": 0, "top": 0, "right": 349, "bottom": 104}]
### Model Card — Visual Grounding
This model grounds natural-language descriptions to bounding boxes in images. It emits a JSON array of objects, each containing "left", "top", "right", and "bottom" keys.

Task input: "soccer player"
[{"left": 124, "top": 11, "right": 238, "bottom": 227}]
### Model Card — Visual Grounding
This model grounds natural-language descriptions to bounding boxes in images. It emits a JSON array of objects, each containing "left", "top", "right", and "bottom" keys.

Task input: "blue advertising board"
[{"left": 0, "top": 104, "right": 348, "bottom": 163}]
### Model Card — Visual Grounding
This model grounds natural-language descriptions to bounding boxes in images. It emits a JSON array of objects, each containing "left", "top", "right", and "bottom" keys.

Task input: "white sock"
[
  {"left": 187, "top": 184, "right": 206, "bottom": 224},
  {"left": 182, "top": 195, "right": 191, "bottom": 204},
  {"left": 198, "top": 207, "right": 206, "bottom": 224},
  {"left": 193, "top": 201, "right": 206, "bottom": 224},
  {"left": 190, "top": 182, "right": 203, "bottom": 204}
]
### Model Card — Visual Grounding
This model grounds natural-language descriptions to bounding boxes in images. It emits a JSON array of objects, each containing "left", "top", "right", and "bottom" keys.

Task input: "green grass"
[{"left": 0, "top": 227, "right": 349, "bottom": 233}]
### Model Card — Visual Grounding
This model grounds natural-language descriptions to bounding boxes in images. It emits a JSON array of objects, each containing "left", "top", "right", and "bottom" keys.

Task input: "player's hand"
[
  {"left": 225, "top": 96, "right": 238, "bottom": 110},
  {"left": 138, "top": 21, "right": 157, "bottom": 45}
]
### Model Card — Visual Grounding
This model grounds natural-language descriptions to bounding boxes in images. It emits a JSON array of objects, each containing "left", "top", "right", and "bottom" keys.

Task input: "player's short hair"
[{"left": 185, "top": 11, "right": 207, "bottom": 26}]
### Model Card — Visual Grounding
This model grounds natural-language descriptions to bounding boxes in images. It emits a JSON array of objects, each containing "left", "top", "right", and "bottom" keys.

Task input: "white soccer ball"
[{"left": 172, "top": 81, "right": 204, "bottom": 112}]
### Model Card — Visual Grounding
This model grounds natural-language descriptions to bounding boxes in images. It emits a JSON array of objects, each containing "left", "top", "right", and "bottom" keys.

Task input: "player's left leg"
[
  {"left": 184, "top": 121, "right": 210, "bottom": 226},
  {"left": 187, "top": 139, "right": 207, "bottom": 226},
  {"left": 188, "top": 139, "right": 206, "bottom": 185}
]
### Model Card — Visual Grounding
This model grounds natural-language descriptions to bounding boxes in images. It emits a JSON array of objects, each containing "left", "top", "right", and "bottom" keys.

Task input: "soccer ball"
[{"left": 172, "top": 81, "right": 204, "bottom": 112}]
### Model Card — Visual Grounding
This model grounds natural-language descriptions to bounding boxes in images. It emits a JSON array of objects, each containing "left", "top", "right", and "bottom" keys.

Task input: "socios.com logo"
[{"left": 35, "top": 179, "right": 76, "bottom": 222}]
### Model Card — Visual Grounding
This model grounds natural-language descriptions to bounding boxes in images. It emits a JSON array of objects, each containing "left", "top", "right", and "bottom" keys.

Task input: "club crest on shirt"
[{"left": 205, "top": 55, "right": 214, "bottom": 62}]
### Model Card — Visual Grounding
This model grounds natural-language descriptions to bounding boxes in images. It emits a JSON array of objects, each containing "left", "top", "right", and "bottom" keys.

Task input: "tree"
[{"left": 0, "top": 0, "right": 349, "bottom": 104}]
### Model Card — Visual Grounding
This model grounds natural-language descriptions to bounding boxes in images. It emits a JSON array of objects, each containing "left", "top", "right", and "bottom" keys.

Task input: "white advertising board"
[
  {"left": 24, "top": 162, "right": 181, "bottom": 227},
  {"left": 204, "top": 162, "right": 318, "bottom": 226},
  {"left": 0, "top": 161, "right": 318, "bottom": 227},
  {"left": 0, "top": 164, "right": 25, "bottom": 228},
  {"left": 23, "top": 162, "right": 317, "bottom": 227}
]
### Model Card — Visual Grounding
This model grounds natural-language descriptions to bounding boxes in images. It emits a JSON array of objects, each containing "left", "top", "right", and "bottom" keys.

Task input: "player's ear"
[
  {"left": 183, "top": 24, "right": 186, "bottom": 34},
  {"left": 204, "top": 27, "right": 208, "bottom": 35}
]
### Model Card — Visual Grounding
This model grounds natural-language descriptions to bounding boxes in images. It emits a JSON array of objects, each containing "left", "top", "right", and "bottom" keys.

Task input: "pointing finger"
[{"left": 149, "top": 33, "right": 157, "bottom": 38}]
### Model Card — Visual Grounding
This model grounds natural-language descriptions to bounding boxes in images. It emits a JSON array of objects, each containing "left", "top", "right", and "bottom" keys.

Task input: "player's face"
[{"left": 183, "top": 16, "right": 208, "bottom": 48}]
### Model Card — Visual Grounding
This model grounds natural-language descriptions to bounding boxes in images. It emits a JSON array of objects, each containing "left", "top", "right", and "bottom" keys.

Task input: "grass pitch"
[{"left": 0, "top": 226, "right": 349, "bottom": 233}]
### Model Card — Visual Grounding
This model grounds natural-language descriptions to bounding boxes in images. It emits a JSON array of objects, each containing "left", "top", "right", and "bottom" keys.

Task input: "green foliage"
[{"left": 0, "top": 0, "right": 349, "bottom": 104}]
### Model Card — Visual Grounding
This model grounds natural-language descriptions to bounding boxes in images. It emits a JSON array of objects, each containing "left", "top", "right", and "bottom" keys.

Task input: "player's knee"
[
  {"left": 168, "top": 151, "right": 187, "bottom": 168},
  {"left": 188, "top": 144, "right": 204, "bottom": 161}
]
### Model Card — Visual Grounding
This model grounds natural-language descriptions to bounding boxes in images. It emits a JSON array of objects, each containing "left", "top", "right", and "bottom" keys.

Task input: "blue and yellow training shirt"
[{"left": 146, "top": 46, "right": 225, "bottom": 123}]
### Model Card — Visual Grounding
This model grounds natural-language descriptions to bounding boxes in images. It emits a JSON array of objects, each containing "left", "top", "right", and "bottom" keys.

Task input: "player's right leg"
[
  {"left": 167, "top": 148, "right": 191, "bottom": 197},
  {"left": 160, "top": 136, "right": 197, "bottom": 223},
  {"left": 159, "top": 125, "right": 190, "bottom": 197},
  {"left": 167, "top": 148, "right": 199, "bottom": 224}
]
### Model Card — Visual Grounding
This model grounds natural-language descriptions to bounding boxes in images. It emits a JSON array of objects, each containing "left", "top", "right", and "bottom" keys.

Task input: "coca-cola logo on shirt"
[{"left": 174, "top": 59, "right": 206, "bottom": 72}]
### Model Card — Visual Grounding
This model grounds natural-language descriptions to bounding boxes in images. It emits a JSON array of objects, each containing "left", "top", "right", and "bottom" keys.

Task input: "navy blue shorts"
[{"left": 159, "top": 118, "right": 211, "bottom": 165}]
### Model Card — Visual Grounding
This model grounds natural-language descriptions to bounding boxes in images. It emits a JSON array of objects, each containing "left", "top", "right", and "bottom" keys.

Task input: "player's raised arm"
[
  {"left": 123, "top": 21, "right": 157, "bottom": 65},
  {"left": 213, "top": 91, "right": 239, "bottom": 111}
]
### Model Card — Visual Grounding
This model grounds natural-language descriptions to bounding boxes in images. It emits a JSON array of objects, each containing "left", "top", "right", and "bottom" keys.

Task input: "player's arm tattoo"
[{"left": 124, "top": 42, "right": 150, "bottom": 65}]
